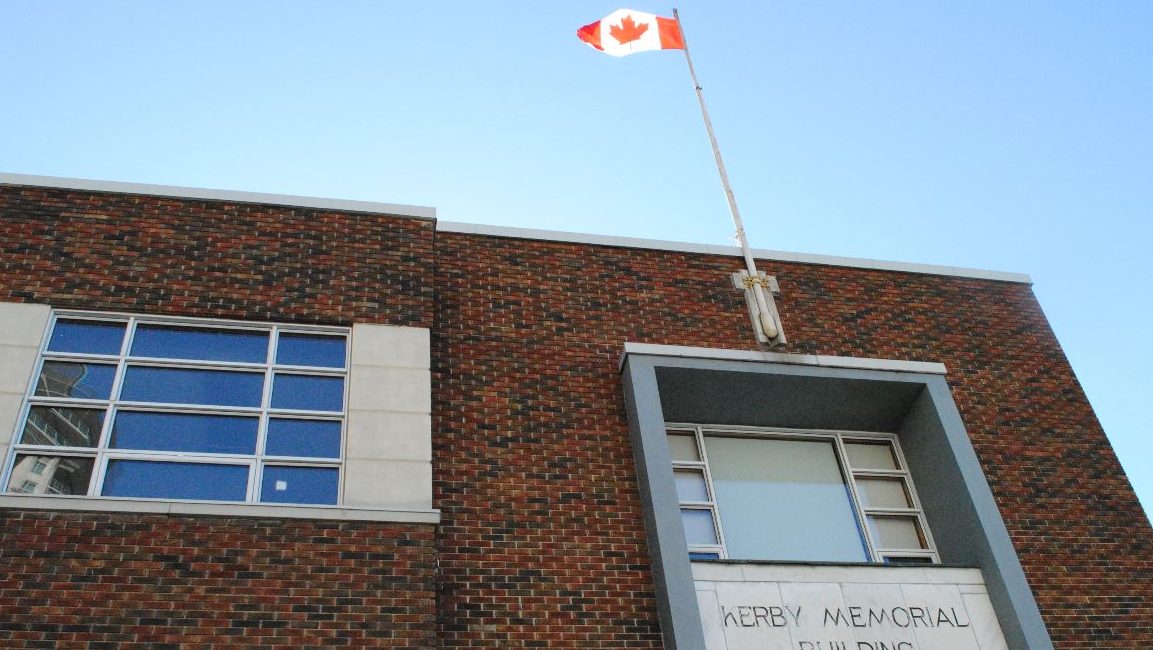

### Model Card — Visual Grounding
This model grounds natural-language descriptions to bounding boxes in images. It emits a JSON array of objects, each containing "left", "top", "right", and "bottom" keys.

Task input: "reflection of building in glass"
[
  {"left": 7, "top": 455, "right": 91, "bottom": 495},
  {"left": 36, "top": 362, "right": 103, "bottom": 400},
  {"left": 21, "top": 404, "right": 102, "bottom": 448}
]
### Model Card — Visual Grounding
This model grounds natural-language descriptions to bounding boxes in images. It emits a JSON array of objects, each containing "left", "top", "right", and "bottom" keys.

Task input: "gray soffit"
[{"left": 0, "top": 173, "right": 437, "bottom": 220}]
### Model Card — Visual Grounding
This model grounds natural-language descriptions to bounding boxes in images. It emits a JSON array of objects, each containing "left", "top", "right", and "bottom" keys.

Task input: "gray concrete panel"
[{"left": 623, "top": 358, "right": 708, "bottom": 650}]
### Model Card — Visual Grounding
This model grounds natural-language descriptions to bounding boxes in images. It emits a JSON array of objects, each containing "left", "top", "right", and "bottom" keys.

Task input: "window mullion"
[
  {"left": 251, "top": 327, "right": 279, "bottom": 503},
  {"left": 694, "top": 425, "right": 729, "bottom": 559},
  {"left": 887, "top": 440, "right": 940, "bottom": 562},
  {"left": 834, "top": 433, "right": 881, "bottom": 561}
]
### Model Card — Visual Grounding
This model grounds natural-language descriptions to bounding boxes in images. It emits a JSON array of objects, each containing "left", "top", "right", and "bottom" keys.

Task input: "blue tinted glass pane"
[
  {"left": 22, "top": 406, "right": 106, "bottom": 447},
  {"left": 261, "top": 466, "right": 338, "bottom": 505},
  {"left": 102, "top": 460, "right": 248, "bottom": 501},
  {"left": 120, "top": 367, "right": 264, "bottom": 407},
  {"left": 131, "top": 325, "right": 268, "bottom": 363},
  {"left": 48, "top": 320, "right": 126, "bottom": 355},
  {"left": 271, "top": 375, "right": 344, "bottom": 412},
  {"left": 266, "top": 419, "right": 342, "bottom": 458},
  {"left": 111, "top": 412, "right": 258, "bottom": 454},
  {"left": 689, "top": 552, "right": 721, "bottom": 561},
  {"left": 276, "top": 334, "right": 346, "bottom": 368},
  {"left": 35, "top": 362, "right": 116, "bottom": 399}
]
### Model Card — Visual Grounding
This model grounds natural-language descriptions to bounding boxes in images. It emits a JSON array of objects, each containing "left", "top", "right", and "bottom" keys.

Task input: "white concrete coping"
[
  {"left": 0, "top": 494, "right": 440, "bottom": 524},
  {"left": 620, "top": 342, "right": 948, "bottom": 375},
  {"left": 438, "top": 221, "right": 1032, "bottom": 284},
  {"left": 1, "top": 173, "right": 1031, "bottom": 283},
  {"left": 0, "top": 173, "right": 436, "bottom": 220}
]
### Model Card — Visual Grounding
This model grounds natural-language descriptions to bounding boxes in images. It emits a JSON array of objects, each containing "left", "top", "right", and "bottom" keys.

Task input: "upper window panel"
[
  {"left": 276, "top": 334, "right": 347, "bottom": 368},
  {"left": 131, "top": 325, "right": 269, "bottom": 364},
  {"left": 4, "top": 312, "right": 348, "bottom": 506},
  {"left": 47, "top": 320, "right": 126, "bottom": 355}
]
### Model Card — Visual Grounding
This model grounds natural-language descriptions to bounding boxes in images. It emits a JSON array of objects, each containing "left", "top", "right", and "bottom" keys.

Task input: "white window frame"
[
  {"left": 668, "top": 423, "right": 939, "bottom": 564},
  {"left": 2, "top": 310, "right": 350, "bottom": 505}
]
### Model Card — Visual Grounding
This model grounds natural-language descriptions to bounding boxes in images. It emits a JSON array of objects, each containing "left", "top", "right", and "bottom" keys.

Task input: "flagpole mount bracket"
[{"left": 731, "top": 271, "right": 786, "bottom": 345}]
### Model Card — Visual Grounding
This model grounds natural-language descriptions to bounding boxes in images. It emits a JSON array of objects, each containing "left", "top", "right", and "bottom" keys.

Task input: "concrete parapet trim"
[{"left": 0, "top": 173, "right": 436, "bottom": 220}]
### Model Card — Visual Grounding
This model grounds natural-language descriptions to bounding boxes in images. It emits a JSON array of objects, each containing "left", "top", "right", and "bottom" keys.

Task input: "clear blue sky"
[{"left": 3, "top": 2, "right": 1150, "bottom": 516}]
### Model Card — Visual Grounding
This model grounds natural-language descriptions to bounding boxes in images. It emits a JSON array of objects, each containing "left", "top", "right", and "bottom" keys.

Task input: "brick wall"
[
  {"left": 0, "top": 510, "right": 436, "bottom": 649},
  {"left": 0, "top": 185, "right": 435, "bottom": 328},
  {"left": 0, "top": 183, "right": 440, "bottom": 648},
  {"left": 433, "top": 232, "right": 1153, "bottom": 648},
  {"left": 2, "top": 183, "right": 1151, "bottom": 648}
]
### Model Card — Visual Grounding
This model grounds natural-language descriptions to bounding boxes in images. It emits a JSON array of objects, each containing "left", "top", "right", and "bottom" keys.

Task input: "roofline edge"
[{"left": 0, "top": 172, "right": 437, "bottom": 220}]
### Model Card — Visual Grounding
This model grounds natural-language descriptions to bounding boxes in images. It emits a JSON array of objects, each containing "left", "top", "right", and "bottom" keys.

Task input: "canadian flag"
[{"left": 577, "top": 9, "right": 684, "bottom": 57}]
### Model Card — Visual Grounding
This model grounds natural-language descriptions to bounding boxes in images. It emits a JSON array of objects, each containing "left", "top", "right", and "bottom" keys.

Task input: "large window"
[
  {"left": 3, "top": 313, "right": 348, "bottom": 505},
  {"left": 668, "top": 425, "right": 938, "bottom": 564}
]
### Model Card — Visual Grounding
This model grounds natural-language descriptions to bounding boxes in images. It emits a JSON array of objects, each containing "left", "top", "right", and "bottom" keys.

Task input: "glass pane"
[
  {"left": 35, "top": 362, "right": 116, "bottom": 399},
  {"left": 261, "top": 466, "right": 338, "bottom": 505},
  {"left": 844, "top": 441, "right": 899, "bottom": 470},
  {"left": 271, "top": 375, "right": 344, "bottom": 412},
  {"left": 856, "top": 477, "right": 912, "bottom": 509},
  {"left": 869, "top": 515, "right": 926, "bottom": 549},
  {"left": 7, "top": 455, "right": 94, "bottom": 495},
  {"left": 110, "top": 412, "right": 258, "bottom": 454},
  {"left": 265, "top": 419, "right": 342, "bottom": 458},
  {"left": 102, "top": 460, "right": 249, "bottom": 501},
  {"left": 689, "top": 552, "right": 721, "bottom": 560},
  {"left": 667, "top": 433, "right": 700, "bottom": 461},
  {"left": 120, "top": 367, "right": 264, "bottom": 407},
  {"left": 674, "top": 468, "right": 709, "bottom": 502},
  {"left": 704, "top": 436, "right": 869, "bottom": 562},
  {"left": 48, "top": 320, "right": 125, "bottom": 355},
  {"left": 276, "top": 334, "right": 346, "bottom": 368},
  {"left": 681, "top": 508, "right": 719, "bottom": 545},
  {"left": 21, "top": 406, "right": 105, "bottom": 448},
  {"left": 131, "top": 325, "right": 268, "bottom": 364}
]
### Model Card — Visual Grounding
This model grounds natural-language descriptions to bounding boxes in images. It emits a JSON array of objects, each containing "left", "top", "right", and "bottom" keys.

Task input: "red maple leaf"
[{"left": 609, "top": 14, "right": 649, "bottom": 45}]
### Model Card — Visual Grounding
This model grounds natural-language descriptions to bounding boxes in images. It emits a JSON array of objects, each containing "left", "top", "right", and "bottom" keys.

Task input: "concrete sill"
[{"left": 0, "top": 494, "right": 440, "bottom": 524}]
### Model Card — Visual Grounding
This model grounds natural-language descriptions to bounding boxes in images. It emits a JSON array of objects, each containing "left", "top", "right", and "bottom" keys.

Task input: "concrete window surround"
[
  {"left": 0, "top": 302, "right": 438, "bottom": 524},
  {"left": 621, "top": 346, "right": 1053, "bottom": 650}
]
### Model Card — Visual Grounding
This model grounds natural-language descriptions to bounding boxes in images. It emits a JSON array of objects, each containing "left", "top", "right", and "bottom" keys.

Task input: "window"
[
  {"left": 668, "top": 424, "right": 938, "bottom": 564},
  {"left": 3, "top": 313, "right": 348, "bottom": 506}
]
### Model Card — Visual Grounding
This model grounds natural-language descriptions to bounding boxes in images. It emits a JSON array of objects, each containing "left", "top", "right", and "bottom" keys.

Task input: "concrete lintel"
[{"left": 620, "top": 342, "right": 948, "bottom": 375}]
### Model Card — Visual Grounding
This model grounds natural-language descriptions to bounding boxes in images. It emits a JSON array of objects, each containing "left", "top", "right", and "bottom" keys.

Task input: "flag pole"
[{"left": 672, "top": 8, "right": 782, "bottom": 343}]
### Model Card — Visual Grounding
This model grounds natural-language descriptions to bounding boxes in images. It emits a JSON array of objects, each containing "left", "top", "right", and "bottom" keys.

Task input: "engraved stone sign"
[{"left": 694, "top": 564, "right": 1008, "bottom": 650}]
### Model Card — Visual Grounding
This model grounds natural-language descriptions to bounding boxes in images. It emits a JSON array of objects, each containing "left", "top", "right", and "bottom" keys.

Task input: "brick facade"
[
  {"left": 0, "top": 185, "right": 435, "bottom": 328},
  {"left": 0, "top": 510, "right": 436, "bottom": 649},
  {"left": 1, "top": 181, "right": 1150, "bottom": 648}
]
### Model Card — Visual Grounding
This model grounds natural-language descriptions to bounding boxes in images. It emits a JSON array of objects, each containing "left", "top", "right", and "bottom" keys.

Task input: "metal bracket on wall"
[{"left": 731, "top": 270, "right": 786, "bottom": 345}]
